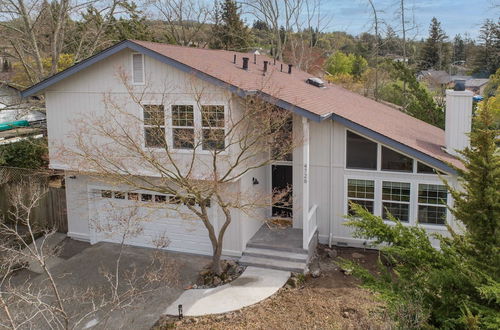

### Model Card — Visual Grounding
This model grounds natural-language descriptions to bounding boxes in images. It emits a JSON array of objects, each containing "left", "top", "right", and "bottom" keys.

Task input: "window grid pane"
[
  {"left": 382, "top": 202, "right": 409, "bottom": 222},
  {"left": 202, "top": 128, "right": 225, "bottom": 150},
  {"left": 145, "top": 127, "right": 165, "bottom": 148},
  {"left": 173, "top": 128, "right": 194, "bottom": 149},
  {"left": 172, "top": 105, "right": 194, "bottom": 127},
  {"left": 201, "top": 105, "right": 224, "bottom": 128},
  {"left": 347, "top": 179, "right": 374, "bottom": 199},
  {"left": 348, "top": 199, "right": 374, "bottom": 215},
  {"left": 382, "top": 181, "right": 410, "bottom": 202},
  {"left": 143, "top": 105, "right": 165, "bottom": 126},
  {"left": 418, "top": 205, "right": 446, "bottom": 225},
  {"left": 418, "top": 184, "right": 447, "bottom": 205}
]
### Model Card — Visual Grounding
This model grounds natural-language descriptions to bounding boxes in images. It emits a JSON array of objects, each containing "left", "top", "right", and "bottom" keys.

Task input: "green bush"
[
  {"left": 342, "top": 105, "right": 499, "bottom": 329},
  {"left": 0, "top": 138, "right": 48, "bottom": 169}
]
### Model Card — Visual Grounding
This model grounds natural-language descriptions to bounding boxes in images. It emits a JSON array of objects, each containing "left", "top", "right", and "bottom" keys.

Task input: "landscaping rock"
[
  {"left": 200, "top": 269, "right": 211, "bottom": 276},
  {"left": 327, "top": 249, "right": 338, "bottom": 258},
  {"left": 311, "top": 268, "right": 321, "bottom": 278},
  {"left": 286, "top": 276, "right": 299, "bottom": 288},
  {"left": 212, "top": 276, "right": 222, "bottom": 286}
]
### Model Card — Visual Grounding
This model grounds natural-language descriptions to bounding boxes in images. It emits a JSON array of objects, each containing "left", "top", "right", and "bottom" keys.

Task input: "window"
[
  {"left": 381, "top": 147, "right": 413, "bottom": 172},
  {"left": 114, "top": 192, "right": 125, "bottom": 199},
  {"left": 347, "top": 179, "right": 375, "bottom": 214},
  {"left": 346, "top": 131, "right": 377, "bottom": 170},
  {"left": 155, "top": 195, "right": 167, "bottom": 203},
  {"left": 143, "top": 105, "right": 165, "bottom": 148},
  {"left": 128, "top": 193, "right": 139, "bottom": 201},
  {"left": 382, "top": 181, "right": 410, "bottom": 222},
  {"left": 172, "top": 105, "right": 194, "bottom": 149},
  {"left": 132, "top": 53, "right": 144, "bottom": 84},
  {"left": 141, "top": 193, "right": 153, "bottom": 202},
  {"left": 101, "top": 190, "right": 112, "bottom": 198},
  {"left": 417, "top": 162, "right": 444, "bottom": 175},
  {"left": 418, "top": 184, "right": 447, "bottom": 225},
  {"left": 201, "top": 105, "right": 225, "bottom": 150}
]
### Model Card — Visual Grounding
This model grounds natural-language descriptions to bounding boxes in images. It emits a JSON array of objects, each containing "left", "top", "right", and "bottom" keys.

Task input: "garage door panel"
[{"left": 90, "top": 188, "right": 213, "bottom": 255}]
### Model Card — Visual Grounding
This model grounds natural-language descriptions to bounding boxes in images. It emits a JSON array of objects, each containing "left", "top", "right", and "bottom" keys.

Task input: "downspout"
[{"left": 328, "top": 120, "right": 334, "bottom": 248}]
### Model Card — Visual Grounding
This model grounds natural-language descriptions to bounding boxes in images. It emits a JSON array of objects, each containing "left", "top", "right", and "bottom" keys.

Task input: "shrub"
[{"left": 0, "top": 138, "right": 48, "bottom": 169}]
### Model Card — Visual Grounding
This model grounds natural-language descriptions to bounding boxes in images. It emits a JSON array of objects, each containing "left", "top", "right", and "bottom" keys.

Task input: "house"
[
  {"left": 465, "top": 78, "right": 489, "bottom": 95},
  {"left": 21, "top": 40, "right": 472, "bottom": 272}
]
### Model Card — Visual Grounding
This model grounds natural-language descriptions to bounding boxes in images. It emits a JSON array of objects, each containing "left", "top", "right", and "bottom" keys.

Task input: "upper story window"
[
  {"left": 143, "top": 105, "right": 165, "bottom": 148},
  {"left": 381, "top": 146, "right": 413, "bottom": 172},
  {"left": 346, "top": 131, "right": 377, "bottom": 170},
  {"left": 172, "top": 105, "right": 195, "bottom": 149},
  {"left": 347, "top": 179, "right": 375, "bottom": 214},
  {"left": 418, "top": 184, "right": 447, "bottom": 225},
  {"left": 132, "top": 53, "right": 144, "bottom": 84},
  {"left": 201, "top": 105, "right": 225, "bottom": 150}
]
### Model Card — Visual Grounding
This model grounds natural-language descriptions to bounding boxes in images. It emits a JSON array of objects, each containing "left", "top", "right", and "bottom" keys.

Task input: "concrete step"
[
  {"left": 246, "top": 242, "right": 307, "bottom": 254},
  {"left": 239, "top": 255, "right": 307, "bottom": 273},
  {"left": 243, "top": 247, "right": 308, "bottom": 262}
]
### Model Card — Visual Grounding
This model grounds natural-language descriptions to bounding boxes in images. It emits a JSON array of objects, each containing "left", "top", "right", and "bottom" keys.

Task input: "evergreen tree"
[
  {"left": 210, "top": 0, "right": 250, "bottom": 51},
  {"left": 473, "top": 19, "right": 500, "bottom": 75},
  {"left": 453, "top": 34, "right": 466, "bottom": 63},
  {"left": 419, "top": 17, "right": 449, "bottom": 70},
  {"left": 343, "top": 101, "right": 500, "bottom": 328}
]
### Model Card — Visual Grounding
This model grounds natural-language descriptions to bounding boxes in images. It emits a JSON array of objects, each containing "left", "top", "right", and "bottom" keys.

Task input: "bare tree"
[
  {"left": 242, "top": 0, "right": 303, "bottom": 61},
  {"left": 0, "top": 0, "right": 138, "bottom": 87},
  {"left": 367, "top": 0, "right": 382, "bottom": 101},
  {"left": 57, "top": 70, "right": 298, "bottom": 275},
  {"left": 0, "top": 177, "right": 176, "bottom": 329},
  {"left": 149, "top": 0, "right": 212, "bottom": 47}
]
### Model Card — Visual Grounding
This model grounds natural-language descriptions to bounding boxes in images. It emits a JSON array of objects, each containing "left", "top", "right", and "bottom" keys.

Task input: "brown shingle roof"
[{"left": 132, "top": 40, "right": 461, "bottom": 170}]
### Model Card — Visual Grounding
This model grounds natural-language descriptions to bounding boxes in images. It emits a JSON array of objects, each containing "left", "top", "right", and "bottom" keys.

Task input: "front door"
[{"left": 271, "top": 164, "right": 293, "bottom": 218}]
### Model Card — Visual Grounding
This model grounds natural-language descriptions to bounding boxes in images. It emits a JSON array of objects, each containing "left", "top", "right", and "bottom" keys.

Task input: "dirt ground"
[{"left": 154, "top": 245, "right": 392, "bottom": 330}]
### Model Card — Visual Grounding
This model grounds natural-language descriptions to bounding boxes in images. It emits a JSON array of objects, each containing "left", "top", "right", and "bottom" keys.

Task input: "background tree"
[
  {"left": 453, "top": 34, "right": 466, "bottom": 64},
  {"left": 418, "top": 17, "right": 450, "bottom": 70},
  {"left": 210, "top": 0, "right": 251, "bottom": 51},
  {"left": 473, "top": 19, "right": 500, "bottom": 75}
]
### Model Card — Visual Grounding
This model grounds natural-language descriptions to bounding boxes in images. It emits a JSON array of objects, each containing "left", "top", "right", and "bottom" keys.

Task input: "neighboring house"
[
  {"left": 21, "top": 40, "right": 472, "bottom": 271},
  {"left": 465, "top": 78, "right": 489, "bottom": 95}
]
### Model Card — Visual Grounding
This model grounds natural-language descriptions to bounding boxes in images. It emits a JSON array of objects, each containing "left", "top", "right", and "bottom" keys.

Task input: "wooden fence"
[{"left": 0, "top": 167, "right": 67, "bottom": 233}]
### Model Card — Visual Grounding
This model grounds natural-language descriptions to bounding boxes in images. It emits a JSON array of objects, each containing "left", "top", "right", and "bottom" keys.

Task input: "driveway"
[{"left": 8, "top": 239, "right": 210, "bottom": 330}]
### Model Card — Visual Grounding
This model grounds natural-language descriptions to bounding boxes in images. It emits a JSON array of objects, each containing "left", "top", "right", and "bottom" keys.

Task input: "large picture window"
[
  {"left": 346, "top": 131, "right": 377, "bottom": 170},
  {"left": 381, "top": 147, "right": 413, "bottom": 172},
  {"left": 201, "top": 105, "right": 225, "bottom": 150},
  {"left": 418, "top": 184, "right": 448, "bottom": 225},
  {"left": 143, "top": 105, "right": 165, "bottom": 148},
  {"left": 172, "top": 105, "right": 195, "bottom": 149},
  {"left": 347, "top": 179, "right": 375, "bottom": 214},
  {"left": 382, "top": 181, "right": 410, "bottom": 222}
]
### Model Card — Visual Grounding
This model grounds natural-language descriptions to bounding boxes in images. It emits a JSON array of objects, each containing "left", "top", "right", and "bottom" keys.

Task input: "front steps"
[{"left": 240, "top": 243, "right": 309, "bottom": 273}]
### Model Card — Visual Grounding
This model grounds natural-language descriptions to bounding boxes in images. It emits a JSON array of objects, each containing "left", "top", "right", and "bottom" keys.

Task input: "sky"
[{"left": 246, "top": 0, "right": 499, "bottom": 40}]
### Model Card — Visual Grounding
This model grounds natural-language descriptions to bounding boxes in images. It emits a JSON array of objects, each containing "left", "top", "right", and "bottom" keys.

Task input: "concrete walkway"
[{"left": 164, "top": 266, "right": 290, "bottom": 316}]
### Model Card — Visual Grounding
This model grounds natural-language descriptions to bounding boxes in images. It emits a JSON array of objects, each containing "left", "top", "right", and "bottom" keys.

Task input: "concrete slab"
[
  {"left": 164, "top": 266, "right": 290, "bottom": 316},
  {"left": 24, "top": 232, "right": 67, "bottom": 273}
]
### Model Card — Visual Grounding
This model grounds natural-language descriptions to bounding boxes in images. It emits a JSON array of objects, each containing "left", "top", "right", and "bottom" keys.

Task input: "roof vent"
[
  {"left": 263, "top": 60, "right": 268, "bottom": 73},
  {"left": 306, "top": 77, "right": 325, "bottom": 88},
  {"left": 242, "top": 57, "right": 249, "bottom": 70},
  {"left": 288, "top": 64, "right": 293, "bottom": 74}
]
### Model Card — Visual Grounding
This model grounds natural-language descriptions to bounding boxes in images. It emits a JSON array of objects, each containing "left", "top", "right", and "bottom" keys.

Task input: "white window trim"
[
  {"left": 344, "top": 175, "right": 451, "bottom": 229},
  {"left": 416, "top": 183, "right": 449, "bottom": 226},
  {"left": 201, "top": 104, "right": 227, "bottom": 151},
  {"left": 140, "top": 103, "right": 166, "bottom": 149},
  {"left": 381, "top": 180, "right": 411, "bottom": 222},
  {"left": 131, "top": 53, "right": 145, "bottom": 85}
]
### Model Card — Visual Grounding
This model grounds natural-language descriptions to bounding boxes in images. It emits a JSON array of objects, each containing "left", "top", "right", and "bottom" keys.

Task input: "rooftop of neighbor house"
[{"left": 21, "top": 40, "right": 464, "bottom": 170}]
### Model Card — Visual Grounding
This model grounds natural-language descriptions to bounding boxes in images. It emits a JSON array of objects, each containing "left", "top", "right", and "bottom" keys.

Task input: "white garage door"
[{"left": 89, "top": 188, "right": 213, "bottom": 255}]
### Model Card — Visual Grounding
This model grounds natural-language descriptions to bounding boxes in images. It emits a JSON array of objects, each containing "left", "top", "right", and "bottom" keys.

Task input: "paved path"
[{"left": 164, "top": 266, "right": 290, "bottom": 316}]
